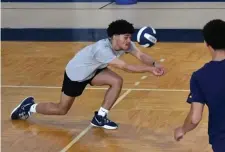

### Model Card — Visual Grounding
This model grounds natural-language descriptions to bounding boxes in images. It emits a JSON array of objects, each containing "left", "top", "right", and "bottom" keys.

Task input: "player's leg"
[
  {"left": 89, "top": 68, "right": 123, "bottom": 129},
  {"left": 34, "top": 93, "right": 75, "bottom": 115},
  {"left": 91, "top": 68, "right": 123, "bottom": 110},
  {"left": 10, "top": 71, "right": 87, "bottom": 120},
  {"left": 10, "top": 93, "right": 75, "bottom": 120}
]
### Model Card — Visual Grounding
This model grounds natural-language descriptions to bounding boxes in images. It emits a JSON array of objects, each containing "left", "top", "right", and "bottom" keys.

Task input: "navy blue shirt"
[{"left": 187, "top": 59, "right": 225, "bottom": 145}]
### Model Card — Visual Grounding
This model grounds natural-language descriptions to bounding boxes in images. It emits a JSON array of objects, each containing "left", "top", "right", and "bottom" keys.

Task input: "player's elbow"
[
  {"left": 112, "top": 62, "right": 127, "bottom": 70},
  {"left": 139, "top": 52, "right": 146, "bottom": 60},
  {"left": 120, "top": 64, "right": 132, "bottom": 72},
  {"left": 108, "top": 58, "right": 129, "bottom": 71},
  {"left": 112, "top": 62, "right": 130, "bottom": 71},
  {"left": 191, "top": 114, "right": 202, "bottom": 125}
]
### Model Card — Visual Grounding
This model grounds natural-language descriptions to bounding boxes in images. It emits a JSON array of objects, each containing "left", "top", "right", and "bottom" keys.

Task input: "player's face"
[{"left": 117, "top": 34, "right": 132, "bottom": 50}]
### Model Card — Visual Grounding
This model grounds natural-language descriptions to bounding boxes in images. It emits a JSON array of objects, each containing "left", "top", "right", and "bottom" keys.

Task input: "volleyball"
[{"left": 137, "top": 26, "right": 157, "bottom": 48}]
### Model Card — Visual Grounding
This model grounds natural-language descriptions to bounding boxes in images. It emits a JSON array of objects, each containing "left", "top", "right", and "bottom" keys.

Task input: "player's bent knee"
[
  {"left": 58, "top": 93, "right": 75, "bottom": 115},
  {"left": 58, "top": 107, "right": 69, "bottom": 115},
  {"left": 110, "top": 76, "right": 123, "bottom": 87},
  {"left": 57, "top": 103, "right": 71, "bottom": 115}
]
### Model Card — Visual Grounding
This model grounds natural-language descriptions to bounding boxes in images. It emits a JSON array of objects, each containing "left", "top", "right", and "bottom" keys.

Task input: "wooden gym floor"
[{"left": 1, "top": 41, "right": 213, "bottom": 152}]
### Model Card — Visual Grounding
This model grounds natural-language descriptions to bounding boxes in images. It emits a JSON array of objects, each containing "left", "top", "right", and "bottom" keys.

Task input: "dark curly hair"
[
  {"left": 203, "top": 19, "right": 225, "bottom": 50},
  {"left": 107, "top": 19, "right": 135, "bottom": 37}
]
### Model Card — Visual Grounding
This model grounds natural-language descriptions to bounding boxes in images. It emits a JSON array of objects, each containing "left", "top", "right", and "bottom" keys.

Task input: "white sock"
[
  {"left": 97, "top": 107, "right": 109, "bottom": 117},
  {"left": 29, "top": 104, "right": 38, "bottom": 113}
]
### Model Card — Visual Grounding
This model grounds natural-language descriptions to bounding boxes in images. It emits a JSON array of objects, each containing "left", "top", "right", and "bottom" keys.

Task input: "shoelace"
[
  {"left": 19, "top": 112, "right": 28, "bottom": 119},
  {"left": 18, "top": 111, "right": 30, "bottom": 120},
  {"left": 103, "top": 116, "right": 112, "bottom": 123},
  {"left": 97, "top": 114, "right": 112, "bottom": 124}
]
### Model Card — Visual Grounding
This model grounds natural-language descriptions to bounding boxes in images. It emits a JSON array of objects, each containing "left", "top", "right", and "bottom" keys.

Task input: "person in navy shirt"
[{"left": 174, "top": 19, "right": 225, "bottom": 152}]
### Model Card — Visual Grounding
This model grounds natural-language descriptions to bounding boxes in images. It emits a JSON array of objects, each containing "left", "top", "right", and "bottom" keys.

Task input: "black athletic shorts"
[{"left": 61, "top": 68, "right": 106, "bottom": 97}]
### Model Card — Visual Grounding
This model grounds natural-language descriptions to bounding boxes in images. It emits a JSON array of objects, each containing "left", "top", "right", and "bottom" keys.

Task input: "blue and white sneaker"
[
  {"left": 91, "top": 111, "right": 118, "bottom": 130},
  {"left": 11, "top": 96, "right": 35, "bottom": 120}
]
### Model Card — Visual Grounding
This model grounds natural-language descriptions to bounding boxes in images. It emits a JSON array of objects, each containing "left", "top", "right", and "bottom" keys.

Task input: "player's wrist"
[
  {"left": 181, "top": 126, "right": 187, "bottom": 134},
  {"left": 152, "top": 61, "right": 156, "bottom": 67},
  {"left": 148, "top": 66, "right": 155, "bottom": 72}
]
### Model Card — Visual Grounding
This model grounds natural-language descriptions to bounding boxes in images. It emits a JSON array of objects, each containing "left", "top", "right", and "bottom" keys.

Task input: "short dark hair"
[
  {"left": 107, "top": 19, "right": 135, "bottom": 37},
  {"left": 202, "top": 19, "right": 225, "bottom": 50}
]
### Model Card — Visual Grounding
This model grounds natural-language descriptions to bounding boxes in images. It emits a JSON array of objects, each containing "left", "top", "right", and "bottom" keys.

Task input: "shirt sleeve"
[
  {"left": 186, "top": 72, "right": 206, "bottom": 104},
  {"left": 94, "top": 47, "right": 116, "bottom": 64}
]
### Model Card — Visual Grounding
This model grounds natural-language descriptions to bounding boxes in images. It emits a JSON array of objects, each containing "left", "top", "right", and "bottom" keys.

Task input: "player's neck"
[{"left": 212, "top": 49, "right": 225, "bottom": 61}]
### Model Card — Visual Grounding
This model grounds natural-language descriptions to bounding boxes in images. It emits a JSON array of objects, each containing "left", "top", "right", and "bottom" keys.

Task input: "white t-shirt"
[{"left": 65, "top": 38, "right": 135, "bottom": 82}]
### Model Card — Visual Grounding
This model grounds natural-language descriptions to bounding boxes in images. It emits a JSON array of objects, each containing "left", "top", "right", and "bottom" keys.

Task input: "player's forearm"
[
  {"left": 182, "top": 112, "right": 199, "bottom": 133},
  {"left": 139, "top": 53, "right": 155, "bottom": 66},
  {"left": 124, "top": 64, "right": 153, "bottom": 73}
]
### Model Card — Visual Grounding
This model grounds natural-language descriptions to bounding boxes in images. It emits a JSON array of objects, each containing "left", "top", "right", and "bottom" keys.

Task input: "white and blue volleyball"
[{"left": 137, "top": 26, "right": 157, "bottom": 48}]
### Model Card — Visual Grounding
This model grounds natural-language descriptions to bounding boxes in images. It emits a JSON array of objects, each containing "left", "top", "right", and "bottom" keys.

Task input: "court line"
[
  {"left": 1, "top": 85, "right": 189, "bottom": 92},
  {"left": 134, "top": 82, "right": 140, "bottom": 86},
  {"left": 160, "top": 58, "right": 165, "bottom": 62},
  {"left": 112, "top": 89, "right": 132, "bottom": 108},
  {"left": 141, "top": 76, "right": 147, "bottom": 80},
  {"left": 59, "top": 89, "right": 132, "bottom": 152},
  {"left": 59, "top": 124, "right": 92, "bottom": 152}
]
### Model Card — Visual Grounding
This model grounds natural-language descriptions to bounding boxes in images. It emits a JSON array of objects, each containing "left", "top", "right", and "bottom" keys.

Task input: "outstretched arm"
[
  {"left": 108, "top": 58, "right": 163, "bottom": 76},
  {"left": 129, "top": 45, "right": 165, "bottom": 72},
  {"left": 129, "top": 46, "right": 156, "bottom": 66}
]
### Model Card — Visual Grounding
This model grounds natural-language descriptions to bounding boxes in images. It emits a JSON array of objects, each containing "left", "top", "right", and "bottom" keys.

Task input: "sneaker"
[
  {"left": 91, "top": 111, "right": 118, "bottom": 130},
  {"left": 11, "top": 96, "right": 35, "bottom": 120}
]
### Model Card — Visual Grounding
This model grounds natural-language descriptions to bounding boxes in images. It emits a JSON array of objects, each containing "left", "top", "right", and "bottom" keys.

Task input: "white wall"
[{"left": 2, "top": 2, "right": 225, "bottom": 29}]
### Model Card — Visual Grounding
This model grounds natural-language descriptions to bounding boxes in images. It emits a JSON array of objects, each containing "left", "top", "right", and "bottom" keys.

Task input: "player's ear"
[
  {"left": 112, "top": 34, "right": 117, "bottom": 40},
  {"left": 204, "top": 41, "right": 210, "bottom": 50},
  {"left": 205, "top": 42, "right": 215, "bottom": 56},
  {"left": 204, "top": 40, "right": 209, "bottom": 47}
]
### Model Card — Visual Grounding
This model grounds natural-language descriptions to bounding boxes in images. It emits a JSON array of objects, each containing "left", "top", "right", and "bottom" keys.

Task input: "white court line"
[
  {"left": 134, "top": 82, "right": 140, "bottom": 86},
  {"left": 1, "top": 85, "right": 189, "bottom": 92},
  {"left": 1, "top": 85, "right": 108, "bottom": 89},
  {"left": 59, "top": 125, "right": 92, "bottom": 152},
  {"left": 112, "top": 89, "right": 132, "bottom": 108},
  {"left": 141, "top": 76, "right": 147, "bottom": 80},
  {"left": 160, "top": 58, "right": 165, "bottom": 62},
  {"left": 59, "top": 89, "right": 132, "bottom": 152}
]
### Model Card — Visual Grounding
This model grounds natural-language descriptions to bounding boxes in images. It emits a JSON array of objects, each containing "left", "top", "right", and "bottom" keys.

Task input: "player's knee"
[
  {"left": 58, "top": 106, "right": 70, "bottom": 115},
  {"left": 58, "top": 108, "right": 68, "bottom": 115},
  {"left": 110, "top": 76, "right": 123, "bottom": 87},
  {"left": 58, "top": 94, "right": 74, "bottom": 115}
]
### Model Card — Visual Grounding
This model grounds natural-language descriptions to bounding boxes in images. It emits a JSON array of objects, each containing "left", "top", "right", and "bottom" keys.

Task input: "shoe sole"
[
  {"left": 10, "top": 96, "right": 34, "bottom": 119},
  {"left": 90, "top": 123, "right": 118, "bottom": 130}
]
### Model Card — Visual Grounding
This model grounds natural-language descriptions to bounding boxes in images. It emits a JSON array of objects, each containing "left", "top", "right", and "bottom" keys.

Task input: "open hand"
[
  {"left": 154, "top": 62, "right": 165, "bottom": 73},
  {"left": 152, "top": 67, "right": 165, "bottom": 76}
]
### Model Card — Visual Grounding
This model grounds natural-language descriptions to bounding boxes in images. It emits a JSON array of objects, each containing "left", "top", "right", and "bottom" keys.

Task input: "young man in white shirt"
[{"left": 11, "top": 19, "right": 165, "bottom": 130}]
